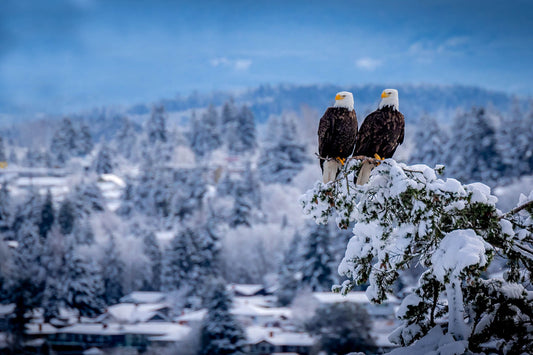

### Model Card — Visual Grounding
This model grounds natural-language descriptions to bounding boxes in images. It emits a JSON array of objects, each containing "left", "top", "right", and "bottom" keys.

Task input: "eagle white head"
[
  {"left": 378, "top": 89, "right": 399, "bottom": 111},
  {"left": 333, "top": 91, "right": 354, "bottom": 111}
]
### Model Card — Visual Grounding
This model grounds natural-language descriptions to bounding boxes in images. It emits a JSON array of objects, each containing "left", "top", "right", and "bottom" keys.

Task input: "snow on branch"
[{"left": 299, "top": 159, "right": 533, "bottom": 353}]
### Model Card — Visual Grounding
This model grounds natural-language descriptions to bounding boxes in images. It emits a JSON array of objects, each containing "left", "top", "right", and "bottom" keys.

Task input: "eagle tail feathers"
[
  {"left": 322, "top": 159, "right": 341, "bottom": 184},
  {"left": 356, "top": 160, "right": 375, "bottom": 185}
]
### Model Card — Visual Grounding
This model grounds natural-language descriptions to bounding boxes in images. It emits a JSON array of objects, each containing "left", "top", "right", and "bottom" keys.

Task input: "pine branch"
[{"left": 500, "top": 200, "right": 533, "bottom": 220}]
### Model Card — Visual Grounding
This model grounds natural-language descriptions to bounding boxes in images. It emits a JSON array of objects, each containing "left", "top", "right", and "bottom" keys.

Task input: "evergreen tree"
[
  {"left": 117, "top": 182, "right": 135, "bottom": 217},
  {"left": 38, "top": 190, "right": 54, "bottom": 240},
  {"left": 71, "top": 220, "right": 95, "bottom": 245},
  {"left": 63, "top": 246, "right": 105, "bottom": 316},
  {"left": 235, "top": 105, "right": 257, "bottom": 154},
  {"left": 72, "top": 181, "right": 106, "bottom": 218},
  {"left": 241, "top": 162, "right": 261, "bottom": 208},
  {"left": 170, "top": 168, "right": 207, "bottom": 221},
  {"left": 229, "top": 186, "right": 252, "bottom": 228},
  {"left": 221, "top": 99, "right": 238, "bottom": 149},
  {"left": 522, "top": 100, "right": 533, "bottom": 174},
  {"left": 94, "top": 143, "right": 115, "bottom": 174},
  {"left": 58, "top": 198, "right": 76, "bottom": 235},
  {"left": 115, "top": 116, "right": 138, "bottom": 160},
  {"left": 445, "top": 107, "right": 502, "bottom": 184},
  {"left": 50, "top": 117, "right": 77, "bottom": 164},
  {"left": 0, "top": 136, "right": 6, "bottom": 162},
  {"left": 300, "top": 222, "right": 336, "bottom": 291},
  {"left": 0, "top": 182, "right": 11, "bottom": 234},
  {"left": 147, "top": 105, "right": 168, "bottom": 144},
  {"left": 76, "top": 123, "right": 93, "bottom": 156},
  {"left": 258, "top": 114, "right": 309, "bottom": 184},
  {"left": 409, "top": 115, "right": 448, "bottom": 166},
  {"left": 142, "top": 231, "right": 162, "bottom": 291},
  {"left": 12, "top": 189, "right": 42, "bottom": 236},
  {"left": 101, "top": 235, "right": 125, "bottom": 305},
  {"left": 8, "top": 221, "right": 45, "bottom": 349},
  {"left": 199, "top": 281, "right": 246, "bottom": 355},
  {"left": 190, "top": 106, "right": 222, "bottom": 158},
  {"left": 306, "top": 303, "right": 376, "bottom": 355},
  {"left": 301, "top": 159, "right": 533, "bottom": 353},
  {"left": 162, "top": 228, "right": 216, "bottom": 302},
  {"left": 276, "top": 231, "right": 304, "bottom": 306}
]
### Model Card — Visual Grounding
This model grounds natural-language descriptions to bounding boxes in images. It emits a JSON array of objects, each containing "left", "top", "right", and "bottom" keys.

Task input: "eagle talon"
[
  {"left": 336, "top": 157, "right": 346, "bottom": 166},
  {"left": 373, "top": 153, "right": 383, "bottom": 161}
]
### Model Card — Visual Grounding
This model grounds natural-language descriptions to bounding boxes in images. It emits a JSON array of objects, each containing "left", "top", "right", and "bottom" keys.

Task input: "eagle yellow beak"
[
  {"left": 335, "top": 94, "right": 343, "bottom": 100},
  {"left": 381, "top": 91, "right": 389, "bottom": 98}
]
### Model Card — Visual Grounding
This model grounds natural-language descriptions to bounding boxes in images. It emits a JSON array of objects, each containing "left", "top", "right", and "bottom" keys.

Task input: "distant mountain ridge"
[
  {"left": 0, "top": 84, "right": 524, "bottom": 131},
  {"left": 131, "top": 83, "right": 520, "bottom": 124}
]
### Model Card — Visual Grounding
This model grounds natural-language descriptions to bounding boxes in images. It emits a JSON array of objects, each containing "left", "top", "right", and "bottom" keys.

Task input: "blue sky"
[{"left": 1, "top": 0, "right": 532, "bottom": 115}]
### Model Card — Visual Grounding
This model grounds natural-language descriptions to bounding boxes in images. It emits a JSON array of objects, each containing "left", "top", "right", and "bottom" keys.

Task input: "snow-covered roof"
[
  {"left": 105, "top": 303, "right": 169, "bottom": 323},
  {"left": 83, "top": 347, "right": 104, "bottom": 355},
  {"left": 313, "top": 291, "right": 399, "bottom": 304},
  {"left": 99, "top": 174, "right": 126, "bottom": 188},
  {"left": 228, "top": 284, "right": 266, "bottom": 296},
  {"left": 56, "top": 322, "right": 190, "bottom": 341},
  {"left": 246, "top": 326, "right": 314, "bottom": 347},
  {"left": 175, "top": 309, "right": 207, "bottom": 323},
  {"left": 231, "top": 303, "right": 291, "bottom": 319},
  {"left": 0, "top": 303, "right": 15, "bottom": 315},
  {"left": 120, "top": 291, "right": 166, "bottom": 304},
  {"left": 26, "top": 323, "right": 57, "bottom": 335}
]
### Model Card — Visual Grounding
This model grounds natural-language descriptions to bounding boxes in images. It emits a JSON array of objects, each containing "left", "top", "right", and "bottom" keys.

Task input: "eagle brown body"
[
  {"left": 318, "top": 107, "right": 358, "bottom": 174},
  {"left": 354, "top": 104, "right": 405, "bottom": 185},
  {"left": 354, "top": 105, "right": 405, "bottom": 159}
]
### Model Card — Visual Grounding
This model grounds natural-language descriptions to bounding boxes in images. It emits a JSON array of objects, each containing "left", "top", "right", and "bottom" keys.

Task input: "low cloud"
[
  {"left": 210, "top": 57, "right": 252, "bottom": 71},
  {"left": 355, "top": 57, "right": 382, "bottom": 71}
]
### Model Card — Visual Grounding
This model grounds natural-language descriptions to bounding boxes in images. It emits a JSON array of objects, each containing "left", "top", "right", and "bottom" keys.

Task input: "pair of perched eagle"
[{"left": 318, "top": 89, "right": 405, "bottom": 185}]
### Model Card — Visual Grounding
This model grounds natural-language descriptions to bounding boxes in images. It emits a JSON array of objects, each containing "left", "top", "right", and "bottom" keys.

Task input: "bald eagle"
[
  {"left": 318, "top": 91, "right": 358, "bottom": 183},
  {"left": 355, "top": 89, "right": 405, "bottom": 185}
]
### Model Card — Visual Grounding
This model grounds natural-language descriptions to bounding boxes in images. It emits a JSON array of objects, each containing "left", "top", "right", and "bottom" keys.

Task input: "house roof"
[
  {"left": 55, "top": 322, "right": 190, "bottom": 341},
  {"left": 104, "top": 303, "right": 169, "bottom": 324},
  {"left": 228, "top": 284, "right": 265, "bottom": 296},
  {"left": 120, "top": 292, "right": 166, "bottom": 304},
  {"left": 312, "top": 291, "right": 399, "bottom": 304},
  {"left": 0, "top": 304, "right": 15, "bottom": 316},
  {"left": 246, "top": 326, "right": 314, "bottom": 347}
]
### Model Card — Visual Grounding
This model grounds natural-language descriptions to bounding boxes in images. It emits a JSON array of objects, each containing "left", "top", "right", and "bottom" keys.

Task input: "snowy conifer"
[
  {"left": 301, "top": 159, "right": 533, "bottom": 353},
  {"left": 58, "top": 198, "right": 76, "bottom": 235},
  {"left": 258, "top": 114, "right": 309, "bottom": 184},
  {"left": 38, "top": 190, "right": 54, "bottom": 240},
  {"left": 63, "top": 247, "right": 105, "bottom": 316},
  {"left": 101, "top": 235, "right": 125, "bottom": 305},
  {"left": 115, "top": 116, "right": 138, "bottom": 160},
  {"left": 0, "top": 136, "right": 6, "bottom": 162},
  {"left": 0, "top": 182, "right": 11, "bottom": 234},
  {"left": 445, "top": 107, "right": 502, "bottom": 184},
  {"left": 142, "top": 231, "right": 162, "bottom": 291},
  {"left": 409, "top": 115, "right": 448, "bottom": 167},
  {"left": 50, "top": 117, "right": 77, "bottom": 164},
  {"left": 236, "top": 105, "right": 257, "bottom": 154},
  {"left": 221, "top": 99, "right": 239, "bottom": 148},
  {"left": 76, "top": 123, "right": 93, "bottom": 156},
  {"left": 190, "top": 105, "right": 222, "bottom": 158},
  {"left": 94, "top": 143, "right": 115, "bottom": 174},
  {"left": 147, "top": 105, "right": 168, "bottom": 144},
  {"left": 199, "top": 280, "right": 246, "bottom": 355},
  {"left": 300, "top": 222, "right": 336, "bottom": 291},
  {"left": 162, "top": 228, "right": 216, "bottom": 303},
  {"left": 306, "top": 302, "right": 376, "bottom": 354},
  {"left": 72, "top": 181, "right": 106, "bottom": 218},
  {"left": 229, "top": 186, "right": 252, "bottom": 228},
  {"left": 276, "top": 231, "right": 304, "bottom": 306}
]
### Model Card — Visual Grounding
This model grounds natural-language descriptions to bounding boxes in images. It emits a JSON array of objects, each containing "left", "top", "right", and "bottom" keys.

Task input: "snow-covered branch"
[{"left": 300, "top": 159, "right": 533, "bottom": 354}]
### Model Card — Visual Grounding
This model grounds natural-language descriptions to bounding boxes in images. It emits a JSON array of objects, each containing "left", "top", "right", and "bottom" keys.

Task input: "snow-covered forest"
[{"left": 0, "top": 83, "right": 532, "bottom": 354}]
